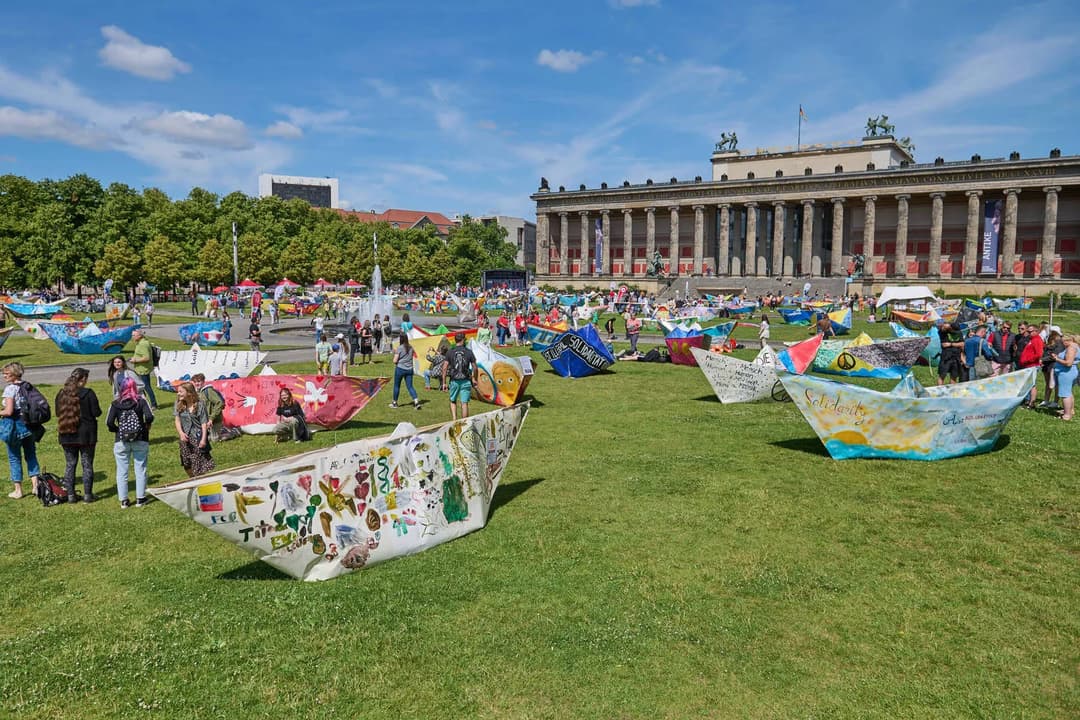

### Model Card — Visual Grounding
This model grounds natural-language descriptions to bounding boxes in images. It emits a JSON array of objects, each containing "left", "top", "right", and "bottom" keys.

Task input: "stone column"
[
  {"left": 772, "top": 202, "right": 785, "bottom": 278},
  {"left": 578, "top": 210, "right": 590, "bottom": 277},
  {"left": 622, "top": 209, "right": 634, "bottom": 276},
  {"left": 1041, "top": 186, "right": 1061, "bottom": 278},
  {"left": 668, "top": 206, "right": 680, "bottom": 275},
  {"left": 862, "top": 196, "right": 877, "bottom": 277},
  {"left": 800, "top": 200, "right": 815, "bottom": 277},
  {"left": 645, "top": 207, "right": 656, "bottom": 271},
  {"left": 744, "top": 202, "right": 758, "bottom": 277},
  {"left": 535, "top": 212, "right": 549, "bottom": 275},
  {"left": 600, "top": 209, "right": 611, "bottom": 276},
  {"left": 693, "top": 205, "right": 705, "bottom": 275},
  {"left": 830, "top": 198, "right": 845, "bottom": 276},
  {"left": 894, "top": 194, "right": 910, "bottom": 279},
  {"left": 1001, "top": 188, "right": 1020, "bottom": 278},
  {"left": 964, "top": 190, "right": 982, "bottom": 277},
  {"left": 717, "top": 204, "right": 730, "bottom": 276},
  {"left": 928, "top": 192, "right": 945, "bottom": 278},
  {"left": 559, "top": 212, "right": 569, "bottom": 276}
]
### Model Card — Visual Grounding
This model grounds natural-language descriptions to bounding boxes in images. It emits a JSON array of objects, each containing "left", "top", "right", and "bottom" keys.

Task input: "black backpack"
[
  {"left": 151, "top": 344, "right": 162, "bottom": 368},
  {"left": 17, "top": 381, "right": 51, "bottom": 425},
  {"left": 36, "top": 472, "right": 67, "bottom": 507},
  {"left": 117, "top": 404, "right": 146, "bottom": 442}
]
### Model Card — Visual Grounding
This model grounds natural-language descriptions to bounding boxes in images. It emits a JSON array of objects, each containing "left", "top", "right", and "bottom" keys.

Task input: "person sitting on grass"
[{"left": 274, "top": 388, "right": 311, "bottom": 443}]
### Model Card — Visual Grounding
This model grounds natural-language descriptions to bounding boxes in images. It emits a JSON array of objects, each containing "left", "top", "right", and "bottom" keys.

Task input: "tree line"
[{"left": 0, "top": 173, "right": 521, "bottom": 293}]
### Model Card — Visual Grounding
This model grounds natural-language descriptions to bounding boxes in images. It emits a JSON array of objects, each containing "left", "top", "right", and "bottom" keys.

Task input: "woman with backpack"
[
  {"left": 106, "top": 376, "right": 154, "bottom": 508},
  {"left": 55, "top": 368, "right": 102, "bottom": 503},
  {"left": 173, "top": 382, "right": 214, "bottom": 478},
  {"left": 1, "top": 362, "right": 42, "bottom": 500}
]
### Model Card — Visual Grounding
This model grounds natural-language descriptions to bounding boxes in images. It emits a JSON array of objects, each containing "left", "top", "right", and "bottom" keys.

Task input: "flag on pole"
[{"left": 799, "top": 105, "right": 808, "bottom": 121}]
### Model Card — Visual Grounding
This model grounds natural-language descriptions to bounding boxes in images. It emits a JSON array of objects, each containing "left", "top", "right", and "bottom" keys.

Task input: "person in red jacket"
[{"left": 1018, "top": 324, "right": 1044, "bottom": 409}]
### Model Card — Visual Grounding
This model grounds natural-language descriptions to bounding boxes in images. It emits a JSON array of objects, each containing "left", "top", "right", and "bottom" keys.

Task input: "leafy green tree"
[
  {"left": 194, "top": 237, "right": 233, "bottom": 287},
  {"left": 94, "top": 238, "right": 142, "bottom": 292},
  {"left": 25, "top": 203, "right": 74, "bottom": 287},
  {"left": 378, "top": 245, "right": 403, "bottom": 285},
  {"left": 312, "top": 235, "right": 347, "bottom": 284},
  {"left": 278, "top": 237, "right": 313, "bottom": 285},
  {"left": 142, "top": 235, "right": 186, "bottom": 291},
  {"left": 429, "top": 246, "right": 455, "bottom": 287},
  {"left": 400, "top": 243, "right": 436, "bottom": 287},
  {"left": 343, "top": 227, "right": 375, "bottom": 286},
  {"left": 237, "top": 232, "right": 277, "bottom": 285}
]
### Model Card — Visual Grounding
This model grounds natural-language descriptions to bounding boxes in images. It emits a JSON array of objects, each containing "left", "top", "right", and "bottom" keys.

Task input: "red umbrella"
[
  {"left": 344, "top": 279, "right": 364, "bottom": 288},
  {"left": 277, "top": 277, "right": 300, "bottom": 288},
  {"left": 212, "top": 285, "right": 230, "bottom": 293},
  {"left": 314, "top": 278, "right": 333, "bottom": 288},
  {"left": 236, "top": 278, "right": 263, "bottom": 289}
]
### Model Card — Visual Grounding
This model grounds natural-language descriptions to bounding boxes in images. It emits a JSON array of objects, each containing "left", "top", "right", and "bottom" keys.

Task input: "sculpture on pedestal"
[
  {"left": 864, "top": 116, "right": 896, "bottom": 137},
  {"left": 646, "top": 250, "right": 668, "bottom": 278},
  {"left": 715, "top": 132, "right": 739, "bottom": 152}
]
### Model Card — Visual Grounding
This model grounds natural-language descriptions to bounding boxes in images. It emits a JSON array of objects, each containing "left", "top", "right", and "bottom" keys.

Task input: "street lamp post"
[{"left": 232, "top": 222, "right": 240, "bottom": 287}]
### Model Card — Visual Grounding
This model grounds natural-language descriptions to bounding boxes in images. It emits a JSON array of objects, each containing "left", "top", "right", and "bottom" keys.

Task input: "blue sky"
[{"left": 1, "top": 0, "right": 1077, "bottom": 219}]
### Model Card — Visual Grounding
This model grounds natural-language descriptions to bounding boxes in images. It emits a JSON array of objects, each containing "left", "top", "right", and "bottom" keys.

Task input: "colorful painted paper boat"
[
  {"left": 725, "top": 304, "right": 758, "bottom": 317},
  {"left": 206, "top": 373, "right": 388, "bottom": 434},
  {"left": 826, "top": 307, "right": 852, "bottom": 335},
  {"left": 156, "top": 343, "right": 268, "bottom": 391},
  {"left": 149, "top": 403, "right": 530, "bottom": 581},
  {"left": 178, "top": 320, "right": 225, "bottom": 345},
  {"left": 777, "top": 333, "right": 824, "bottom": 374},
  {"left": 469, "top": 341, "right": 534, "bottom": 406},
  {"left": 691, "top": 345, "right": 786, "bottom": 403},
  {"left": 104, "top": 302, "right": 131, "bottom": 322},
  {"left": 3, "top": 302, "right": 65, "bottom": 318},
  {"left": 12, "top": 316, "right": 109, "bottom": 340},
  {"left": 39, "top": 322, "right": 136, "bottom": 354},
  {"left": 527, "top": 321, "right": 568, "bottom": 351},
  {"left": 891, "top": 309, "right": 937, "bottom": 331},
  {"left": 889, "top": 323, "right": 941, "bottom": 367},
  {"left": 778, "top": 308, "right": 815, "bottom": 325},
  {"left": 541, "top": 325, "right": 615, "bottom": 378},
  {"left": 408, "top": 326, "right": 477, "bottom": 363},
  {"left": 702, "top": 321, "right": 737, "bottom": 350},
  {"left": 811, "top": 333, "right": 930, "bottom": 379},
  {"left": 665, "top": 326, "right": 705, "bottom": 366},
  {"left": 779, "top": 367, "right": 1035, "bottom": 460}
]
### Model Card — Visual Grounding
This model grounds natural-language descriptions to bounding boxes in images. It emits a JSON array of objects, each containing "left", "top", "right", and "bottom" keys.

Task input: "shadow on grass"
[
  {"left": 217, "top": 561, "right": 292, "bottom": 582},
  {"left": 770, "top": 437, "right": 830, "bottom": 457},
  {"left": 520, "top": 395, "right": 545, "bottom": 408},
  {"left": 692, "top": 394, "right": 718, "bottom": 403},
  {"left": 489, "top": 477, "right": 543, "bottom": 519}
]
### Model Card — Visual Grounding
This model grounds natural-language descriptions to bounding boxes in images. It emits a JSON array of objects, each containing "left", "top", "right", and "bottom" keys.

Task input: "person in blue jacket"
[{"left": 963, "top": 325, "right": 998, "bottom": 381}]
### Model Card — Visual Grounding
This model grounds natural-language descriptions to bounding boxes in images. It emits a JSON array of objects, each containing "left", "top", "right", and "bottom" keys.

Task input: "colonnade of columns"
[{"left": 536, "top": 186, "right": 1066, "bottom": 279}]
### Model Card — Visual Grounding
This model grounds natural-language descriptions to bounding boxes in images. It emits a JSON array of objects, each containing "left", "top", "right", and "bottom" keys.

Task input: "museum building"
[{"left": 530, "top": 136, "right": 1079, "bottom": 294}]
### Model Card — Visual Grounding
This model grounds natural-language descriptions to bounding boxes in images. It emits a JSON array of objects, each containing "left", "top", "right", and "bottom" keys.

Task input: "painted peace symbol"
[
  {"left": 837, "top": 352, "right": 857, "bottom": 370},
  {"left": 771, "top": 380, "right": 791, "bottom": 402}
]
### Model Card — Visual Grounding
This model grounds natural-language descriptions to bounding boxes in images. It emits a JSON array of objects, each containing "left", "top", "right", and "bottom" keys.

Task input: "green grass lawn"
[{"left": 0, "top": 316, "right": 1076, "bottom": 718}]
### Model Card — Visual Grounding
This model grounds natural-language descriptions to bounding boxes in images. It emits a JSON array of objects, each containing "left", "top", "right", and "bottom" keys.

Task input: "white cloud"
[
  {"left": 277, "top": 106, "right": 349, "bottom": 128},
  {"left": 537, "top": 49, "right": 599, "bottom": 73},
  {"left": 0, "top": 105, "right": 111, "bottom": 148},
  {"left": 138, "top": 110, "right": 252, "bottom": 150},
  {"left": 98, "top": 25, "right": 191, "bottom": 81},
  {"left": 265, "top": 121, "right": 303, "bottom": 138}
]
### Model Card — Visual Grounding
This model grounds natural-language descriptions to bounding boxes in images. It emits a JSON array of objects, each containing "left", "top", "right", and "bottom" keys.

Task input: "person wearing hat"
[
  {"left": 444, "top": 331, "right": 477, "bottom": 420},
  {"left": 130, "top": 328, "right": 158, "bottom": 408}
]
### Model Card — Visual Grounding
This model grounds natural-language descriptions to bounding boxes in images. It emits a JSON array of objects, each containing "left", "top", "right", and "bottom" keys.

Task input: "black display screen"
[{"left": 271, "top": 182, "right": 332, "bottom": 208}]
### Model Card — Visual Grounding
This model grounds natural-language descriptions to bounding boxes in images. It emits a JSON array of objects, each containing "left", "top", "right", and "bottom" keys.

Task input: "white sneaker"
[{"left": 389, "top": 402, "right": 398, "bottom": 409}]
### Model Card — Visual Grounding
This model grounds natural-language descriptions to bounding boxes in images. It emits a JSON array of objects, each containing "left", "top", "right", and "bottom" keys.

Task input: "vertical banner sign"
[
  {"left": 980, "top": 200, "right": 1002, "bottom": 274},
  {"left": 594, "top": 218, "right": 603, "bottom": 274}
]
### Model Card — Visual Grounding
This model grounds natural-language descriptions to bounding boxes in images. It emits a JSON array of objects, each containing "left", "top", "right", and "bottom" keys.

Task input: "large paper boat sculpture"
[
  {"left": 104, "top": 302, "right": 131, "bottom": 323},
  {"left": 889, "top": 323, "right": 941, "bottom": 366},
  {"left": 178, "top": 320, "right": 225, "bottom": 345},
  {"left": 408, "top": 326, "right": 477, "bottom": 364},
  {"left": 526, "top": 320, "right": 568, "bottom": 351},
  {"left": 149, "top": 403, "right": 530, "bottom": 581},
  {"left": 890, "top": 309, "right": 938, "bottom": 331},
  {"left": 779, "top": 367, "right": 1036, "bottom": 461},
  {"left": 207, "top": 370, "right": 389, "bottom": 434},
  {"left": 825, "top": 307, "right": 852, "bottom": 335},
  {"left": 2, "top": 301, "right": 65, "bottom": 319},
  {"left": 691, "top": 345, "right": 787, "bottom": 403},
  {"left": 776, "top": 333, "right": 825, "bottom": 374},
  {"left": 541, "top": 324, "right": 615, "bottom": 378},
  {"left": 468, "top": 341, "right": 534, "bottom": 406},
  {"left": 777, "top": 308, "right": 815, "bottom": 325},
  {"left": 811, "top": 333, "right": 930, "bottom": 379},
  {"left": 40, "top": 322, "right": 136, "bottom": 354},
  {"left": 12, "top": 316, "right": 109, "bottom": 340},
  {"left": 155, "top": 343, "right": 268, "bottom": 391},
  {"left": 665, "top": 326, "right": 705, "bottom": 366}
]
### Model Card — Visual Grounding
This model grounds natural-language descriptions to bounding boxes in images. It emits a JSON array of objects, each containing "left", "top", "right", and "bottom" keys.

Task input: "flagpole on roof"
[{"left": 797, "top": 105, "right": 803, "bottom": 152}]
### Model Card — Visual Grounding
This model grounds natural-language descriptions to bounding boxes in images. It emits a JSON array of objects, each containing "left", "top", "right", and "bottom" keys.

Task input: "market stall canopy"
[
  {"left": 875, "top": 285, "right": 938, "bottom": 308},
  {"left": 344, "top": 279, "right": 364, "bottom": 288},
  {"left": 277, "top": 277, "right": 300, "bottom": 288},
  {"left": 236, "top": 278, "right": 263, "bottom": 289}
]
